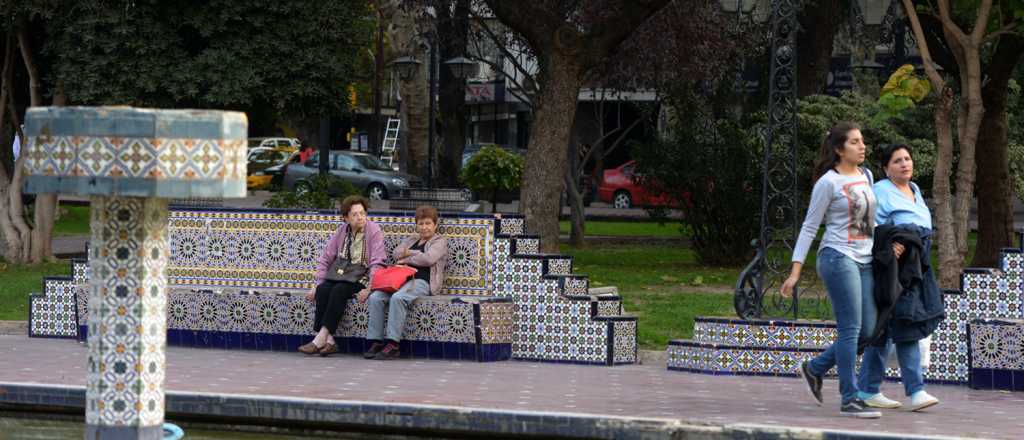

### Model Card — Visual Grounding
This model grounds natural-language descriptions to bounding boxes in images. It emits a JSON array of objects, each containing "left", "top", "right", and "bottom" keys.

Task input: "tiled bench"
[
  {"left": 30, "top": 207, "right": 639, "bottom": 365},
  {"left": 968, "top": 319, "right": 1024, "bottom": 391}
]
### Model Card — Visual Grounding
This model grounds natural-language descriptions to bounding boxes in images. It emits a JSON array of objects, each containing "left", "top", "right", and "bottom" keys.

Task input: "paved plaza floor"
[{"left": 0, "top": 336, "right": 1021, "bottom": 439}]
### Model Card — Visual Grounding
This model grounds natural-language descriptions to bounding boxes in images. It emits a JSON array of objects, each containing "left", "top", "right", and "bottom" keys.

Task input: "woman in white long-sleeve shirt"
[{"left": 780, "top": 121, "right": 886, "bottom": 419}]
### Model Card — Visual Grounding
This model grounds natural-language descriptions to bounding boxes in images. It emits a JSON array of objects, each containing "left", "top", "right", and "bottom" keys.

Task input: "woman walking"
[
  {"left": 856, "top": 144, "right": 942, "bottom": 411},
  {"left": 781, "top": 121, "right": 884, "bottom": 418}
]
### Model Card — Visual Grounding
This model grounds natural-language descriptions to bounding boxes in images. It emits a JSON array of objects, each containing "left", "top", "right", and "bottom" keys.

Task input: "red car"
[{"left": 597, "top": 161, "right": 675, "bottom": 209}]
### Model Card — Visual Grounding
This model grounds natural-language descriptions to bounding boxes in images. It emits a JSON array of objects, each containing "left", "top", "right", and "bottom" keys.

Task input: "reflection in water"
[{"left": 0, "top": 415, "right": 458, "bottom": 440}]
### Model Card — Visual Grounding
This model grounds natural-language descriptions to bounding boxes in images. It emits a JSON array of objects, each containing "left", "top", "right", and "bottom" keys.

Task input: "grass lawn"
[
  {"left": 0, "top": 260, "right": 72, "bottom": 321},
  {"left": 54, "top": 205, "right": 90, "bottom": 236},
  {"left": 561, "top": 242, "right": 834, "bottom": 349}
]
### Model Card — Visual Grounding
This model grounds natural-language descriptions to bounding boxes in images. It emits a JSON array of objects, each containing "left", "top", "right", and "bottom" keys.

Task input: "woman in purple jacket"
[{"left": 298, "top": 195, "right": 386, "bottom": 356}]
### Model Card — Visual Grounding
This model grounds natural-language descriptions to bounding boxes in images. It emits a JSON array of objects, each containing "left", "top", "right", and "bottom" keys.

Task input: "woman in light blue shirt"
[{"left": 856, "top": 144, "right": 940, "bottom": 412}]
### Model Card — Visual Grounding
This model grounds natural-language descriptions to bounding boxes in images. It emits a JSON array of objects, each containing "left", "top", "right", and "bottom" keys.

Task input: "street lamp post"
[{"left": 390, "top": 51, "right": 478, "bottom": 189}]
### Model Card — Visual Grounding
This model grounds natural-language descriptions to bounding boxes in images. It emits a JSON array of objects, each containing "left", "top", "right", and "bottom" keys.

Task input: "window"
[{"left": 333, "top": 154, "right": 358, "bottom": 170}]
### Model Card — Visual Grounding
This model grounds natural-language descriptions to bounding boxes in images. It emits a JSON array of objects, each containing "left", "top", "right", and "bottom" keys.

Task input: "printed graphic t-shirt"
[{"left": 792, "top": 169, "right": 876, "bottom": 264}]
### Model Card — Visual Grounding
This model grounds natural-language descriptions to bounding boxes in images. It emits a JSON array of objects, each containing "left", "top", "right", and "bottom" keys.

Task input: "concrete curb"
[
  {"left": 0, "top": 382, "right": 975, "bottom": 440},
  {"left": 0, "top": 321, "right": 26, "bottom": 336}
]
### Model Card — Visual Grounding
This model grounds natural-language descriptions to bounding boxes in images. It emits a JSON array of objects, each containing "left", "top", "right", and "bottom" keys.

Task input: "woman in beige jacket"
[{"left": 363, "top": 205, "right": 447, "bottom": 360}]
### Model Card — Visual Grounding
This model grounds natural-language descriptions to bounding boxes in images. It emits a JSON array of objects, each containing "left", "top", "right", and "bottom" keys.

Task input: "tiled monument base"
[
  {"left": 29, "top": 209, "right": 638, "bottom": 366},
  {"left": 968, "top": 319, "right": 1024, "bottom": 391}
]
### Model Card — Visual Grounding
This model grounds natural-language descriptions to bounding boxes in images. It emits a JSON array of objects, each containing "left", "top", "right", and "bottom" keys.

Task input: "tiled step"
[
  {"left": 593, "top": 296, "right": 623, "bottom": 317},
  {"left": 542, "top": 255, "right": 573, "bottom": 276},
  {"left": 495, "top": 216, "right": 526, "bottom": 237},
  {"left": 667, "top": 339, "right": 820, "bottom": 376},
  {"left": 510, "top": 235, "right": 540, "bottom": 256},
  {"left": 28, "top": 276, "right": 78, "bottom": 339},
  {"left": 692, "top": 317, "right": 835, "bottom": 350}
]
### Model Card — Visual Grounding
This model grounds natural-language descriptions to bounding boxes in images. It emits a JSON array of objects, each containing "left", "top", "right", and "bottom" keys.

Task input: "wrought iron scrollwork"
[{"left": 734, "top": 0, "right": 802, "bottom": 320}]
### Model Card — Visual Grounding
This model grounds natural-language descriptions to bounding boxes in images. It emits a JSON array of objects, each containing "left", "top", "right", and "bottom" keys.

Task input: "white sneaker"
[
  {"left": 860, "top": 392, "right": 902, "bottom": 409},
  {"left": 909, "top": 390, "right": 939, "bottom": 412}
]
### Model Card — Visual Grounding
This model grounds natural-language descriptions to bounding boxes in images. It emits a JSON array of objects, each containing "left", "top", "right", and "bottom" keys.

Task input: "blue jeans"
[
  {"left": 807, "top": 247, "right": 884, "bottom": 404},
  {"left": 858, "top": 340, "right": 926, "bottom": 397}
]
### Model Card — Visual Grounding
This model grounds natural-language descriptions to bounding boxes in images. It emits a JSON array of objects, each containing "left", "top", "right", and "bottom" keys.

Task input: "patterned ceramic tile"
[
  {"left": 28, "top": 277, "right": 78, "bottom": 338},
  {"left": 545, "top": 258, "right": 572, "bottom": 276},
  {"left": 167, "top": 211, "right": 494, "bottom": 295},
  {"left": 24, "top": 107, "right": 247, "bottom": 198},
  {"left": 511, "top": 237, "right": 539, "bottom": 255},
  {"left": 596, "top": 300, "right": 622, "bottom": 318},
  {"left": 497, "top": 217, "right": 525, "bottom": 236},
  {"left": 613, "top": 320, "right": 638, "bottom": 364},
  {"left": 479, "top": 302, "right": 515, "bottom": 344},
  {"left": 85, "top": 196, "right": 168, "bottom": 428},
  {"left": 969, "top": 320, "right": 1024, "bottom": 370}
]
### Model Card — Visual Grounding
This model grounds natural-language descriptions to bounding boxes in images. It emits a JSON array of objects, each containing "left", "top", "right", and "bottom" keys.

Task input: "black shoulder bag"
[{"left": 324, "top": 229, "right": 368, "bottom": 283}]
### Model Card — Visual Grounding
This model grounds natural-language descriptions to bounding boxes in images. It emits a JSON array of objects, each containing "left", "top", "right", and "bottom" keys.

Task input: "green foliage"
[
  {"left": 459, "top": 146, "right": 524, "bottom": 204},
  {"left": 634, "top": 99, "right": 762, "bottom": 265},
  {"left": 262, "top": 174, "right": 359, "bottom": 210},
  {"left": 796, "top": 92, "right": 938, "bottom": 194},
  {"left": 1010, "top": 141, "right": 1024, "bottom": 203},
  {"left": 875, "top": 64, "right": 932, "bottom": 124},
  {"left": 41, "top": 0, "right": 373, "bottom": 120}
]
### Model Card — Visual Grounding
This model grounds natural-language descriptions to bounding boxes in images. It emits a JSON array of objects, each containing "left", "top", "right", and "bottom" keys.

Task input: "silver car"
[{"left": 282, "top": 150, "right": 420, "bottom": 200}]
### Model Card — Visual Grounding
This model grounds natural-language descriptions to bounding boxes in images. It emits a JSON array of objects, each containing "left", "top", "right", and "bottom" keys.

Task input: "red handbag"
[{"left": 370, "top": 265, "right": 418, "bottom": 293}]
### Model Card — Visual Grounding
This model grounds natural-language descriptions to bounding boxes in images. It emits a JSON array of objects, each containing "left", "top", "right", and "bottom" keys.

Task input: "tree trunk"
[
  {"left": 18, "top": 24, "right": 57, "bottom": 262},
  {"left": 436, "top": 0, "right": 470, "bottom": 187},
  {"left": 971, "top": 36, "right": 1023, "bottom": 267},
  {"left": 522, "top": 54, "right": 583, "bottom": 253},
  {"left": 796, "top": 0, "right": 842, "bottom": 97},
  {"left": 0, "top": 30, "right": 30, "bottom": 264},
  {"left": 565, "top": 171, "right": 585, "bottom": 247},
  {"left": 932, "top": 88, "right": 959, "bottom": 287}
]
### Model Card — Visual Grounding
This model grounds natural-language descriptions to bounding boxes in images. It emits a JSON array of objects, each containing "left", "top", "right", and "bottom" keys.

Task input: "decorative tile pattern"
[
  {"left": 167, "top": 211, "right": 495, "bottom": 295},
  {"left": 969, "top": 320, "right": 1023, "bottom": 370},
  {"left": 612, "top": 320, "right": 638, "bottom": 364},
  {"left": 85, "top": 196, "right": 168, "bottom": 428},
  {"left": 667, "top": 342, "right": 819, "bottom": 376},
  {"left": 28, "top": 277, "right": 78, "bottom": 338},
  {"left": 968, "top": 319, "right": 1024, "bottom": 391},
  {"left": 497, "top": 217, "right": 525, "bottom": 236},
  {"left": 692, "top": 319, "right": 835, "bottom": 350},
  {"left": 479, "top": 302, "right": 515, "bottom": 344},
  {"left": 596, "top": 300, "right": 622, "bottom": 318},
  {"left": 545, "top": 258, "right": 572, "bottom": 276},
  {"left": 23, "top": 107, "right": 247, "bottom": 198},
  {"left": 74, "top": 259, "right": 90, "bottom": 329},
  {"left": 511, "top": 237, "right": 539, "bottom": 255}
]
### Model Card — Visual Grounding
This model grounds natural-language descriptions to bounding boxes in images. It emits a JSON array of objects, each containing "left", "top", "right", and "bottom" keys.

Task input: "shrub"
[
  {"left": 635, "top": 112, "right": 762, "bottom": 266},
  {"left": 459, "top": 145, "right": 524, "bottom": 212},
  {"left": 262, "top": 174, "right": 359, "bottom": 210}
]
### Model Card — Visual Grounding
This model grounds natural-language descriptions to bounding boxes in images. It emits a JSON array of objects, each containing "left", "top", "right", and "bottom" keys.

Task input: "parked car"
[
  {"left": 597, "top": 160, "right": 674, "bottom": 209},
  {"left": 246, "top": 148, "right": 293, "bottom": 190},
  {"left": 282, "top": 150, "right": 421, "bottom": 199},
  {"left": 248, "top": 137, "right": 301, "bottom": 151}
]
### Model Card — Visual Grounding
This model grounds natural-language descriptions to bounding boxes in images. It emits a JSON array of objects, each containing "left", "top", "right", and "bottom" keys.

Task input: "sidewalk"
[{"left": 0, "top": 335, "right": 1019, "bottom": 439}]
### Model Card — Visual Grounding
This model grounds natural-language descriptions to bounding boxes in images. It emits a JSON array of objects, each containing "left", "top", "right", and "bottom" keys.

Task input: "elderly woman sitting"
[{"left": 362, "top": 205, "right": 447, "bottom": 360}]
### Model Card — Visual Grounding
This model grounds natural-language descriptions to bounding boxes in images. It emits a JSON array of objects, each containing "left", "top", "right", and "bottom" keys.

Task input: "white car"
[{"left": 248, "top": 137, "right": 301, "bottom": 150}]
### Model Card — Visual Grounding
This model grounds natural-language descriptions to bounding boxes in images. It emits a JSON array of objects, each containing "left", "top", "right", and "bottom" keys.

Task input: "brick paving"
[{"left": 1, "top": 336, "right": 1022, "bottom": 438}]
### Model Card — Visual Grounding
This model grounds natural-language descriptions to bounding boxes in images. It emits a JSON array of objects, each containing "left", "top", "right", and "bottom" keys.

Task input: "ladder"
[{"left": 380, "top": 118, "right": 401, "bottom": 167}]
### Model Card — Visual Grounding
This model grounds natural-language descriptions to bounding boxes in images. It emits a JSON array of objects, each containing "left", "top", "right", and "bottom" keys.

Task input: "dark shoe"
[
  {"left": 798, "top": 360, "right": 823, "bottom": 406},
  {"left": 373, "top": 342, "right": 400, "bottom": 360},
  {"left": 298, "top": 342, "right": 320, "bottom": 355},
  {"left": 841, "top": 398, "right": 882, "bottom": 419},
  {"left": 318, "top": 342, "right": 338, "bottom": 357},
  {"left": 363, "top": 342, "right": 385, "bottom": 359}
]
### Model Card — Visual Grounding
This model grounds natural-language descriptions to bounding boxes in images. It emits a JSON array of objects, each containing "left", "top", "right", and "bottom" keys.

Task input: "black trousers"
[{"left": 313, "top": 280, "right": 364, "bottom": 334}]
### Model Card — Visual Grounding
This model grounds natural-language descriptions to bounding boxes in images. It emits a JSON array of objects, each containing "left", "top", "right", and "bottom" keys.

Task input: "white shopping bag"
[{"left": 885, "top": 336, "right": 932, "bottom": 369}]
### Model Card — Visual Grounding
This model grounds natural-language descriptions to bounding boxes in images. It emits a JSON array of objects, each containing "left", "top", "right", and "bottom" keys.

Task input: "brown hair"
[
  {"left": 812, "top": 121, "right": 861, "bottom": 182},
  {"left": 877, "top": 143, "right": 912, "bottom": 172},
  {"left": 415, "top": 205, "right": 439, "bottom": 224},
  {"left": 339, "top": 195, "right": 370, "bottom": 216}
]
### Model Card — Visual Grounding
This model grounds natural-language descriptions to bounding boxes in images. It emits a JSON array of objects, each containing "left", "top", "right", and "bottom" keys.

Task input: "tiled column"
[{"left": 23, "top": 107, "right": 247, "bottom": 439}]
